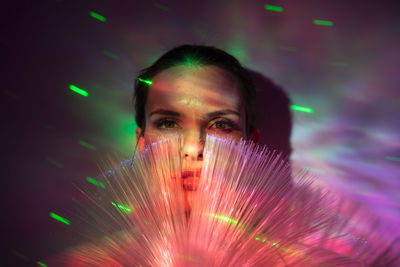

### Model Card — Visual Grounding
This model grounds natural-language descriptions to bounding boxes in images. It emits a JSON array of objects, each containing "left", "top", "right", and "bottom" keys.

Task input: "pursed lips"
[{"left": 181, "top": 169, "right": 202, "bottom": 191}]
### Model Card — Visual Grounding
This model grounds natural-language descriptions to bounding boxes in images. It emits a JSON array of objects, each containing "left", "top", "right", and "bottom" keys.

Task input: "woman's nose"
[{"left": 181, "top": 129, "right": 204, "bottom": 161}]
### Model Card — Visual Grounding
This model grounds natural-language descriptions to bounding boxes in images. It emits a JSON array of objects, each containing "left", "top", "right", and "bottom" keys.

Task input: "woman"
[
  {"left": 49, "top": 45, "right": 300, "bottom": 266},
  {"left": 131, "top": 46, "right": 400, "bottom": 266},
  {"left": 133, "top": 45, "right": 290, "bottom": 210},
  {"left": 49, "top": 45, "right": 399, "bottom": 266},
  {"left": 134, "top": 45, "right": 260, "bottom": 155}
]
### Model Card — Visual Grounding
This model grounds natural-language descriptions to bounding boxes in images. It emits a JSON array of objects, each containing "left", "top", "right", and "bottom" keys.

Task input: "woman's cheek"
[
  {"left": 144, "top": 129, "right": 181, "bottom": 144},
  {"left": 207, "top": 130, "right": 243, "bottom": 142}
]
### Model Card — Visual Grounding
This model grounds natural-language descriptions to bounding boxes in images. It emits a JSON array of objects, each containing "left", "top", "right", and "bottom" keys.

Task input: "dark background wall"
[{"left": 3, "top": 0, "right": 400, "bottom": 265}]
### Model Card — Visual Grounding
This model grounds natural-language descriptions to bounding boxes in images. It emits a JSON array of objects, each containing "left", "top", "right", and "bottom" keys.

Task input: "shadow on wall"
[{"left": 248, "top": 70, "right": 293, "bottom": 159}]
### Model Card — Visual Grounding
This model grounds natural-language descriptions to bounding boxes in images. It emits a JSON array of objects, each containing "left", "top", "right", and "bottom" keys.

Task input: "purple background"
[{"left": 3, "top": 0, "right": 400, "bottom": 265}]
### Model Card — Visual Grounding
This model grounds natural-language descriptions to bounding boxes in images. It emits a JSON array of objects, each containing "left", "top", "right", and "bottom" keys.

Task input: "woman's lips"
[
  {"left": 181, "top": 169, "right": 201, "bottom": 178},
  {"left": 181, "top": 169, "right": 201, "bottom": 191}
]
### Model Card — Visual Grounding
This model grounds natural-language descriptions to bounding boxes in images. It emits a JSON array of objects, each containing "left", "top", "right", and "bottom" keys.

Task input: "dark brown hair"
[
  {"left": 133, "top": 45, "right": 256, "bottom": 136},
  {"left": 133, "top": 44, "right": 293, "bottom": 157}
]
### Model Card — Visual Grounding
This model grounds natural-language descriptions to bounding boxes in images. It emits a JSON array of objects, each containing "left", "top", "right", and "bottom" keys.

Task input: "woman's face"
[{"left": 136, "top": 65, "right": 251, "bottom": 208}]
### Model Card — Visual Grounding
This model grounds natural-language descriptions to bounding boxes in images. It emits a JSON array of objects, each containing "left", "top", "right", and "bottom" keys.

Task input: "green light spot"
[
  {"left": 386, "top": 156, "right": 400, "bottom": 162},
  {"left": 182, "top": 56, "right": 202, "bottom": 67},
  {"left": 112, "top": 202, "right": 132, "bottom": 213},
  {"left": 226, "top": 42, "right": 247, "bottom": 62},
  {"left": 46, "top": 157, "right": 63, "bottom": 168},
  {"left": 90, "top": 11, "right": 106, "bottom": 22},
  {"left": 69, "top": 84, "right": 89, "bottom": 97},
  {"left": 264, "top": 5, "right": 283, "bottom": 12},
  {"left": 272, "top": 242, "right": 277, "bottom": 246},
  {"left": 291, "top": 105, "right": 314, "bottom": 113},
  {"left": 255, "top": 237, "right": 260, "bottom": 241},
  {"left": 262, "top": 239, "right": 266, "bottom": 243},
  {"left": 137, "top": 78, "right": 152, "bottom": 86},
  {"left": 49, "top": 212, "right": 70, "bottom": 225},
  {"left": 212, "top": 214, "right": 239, "bottom": 225},
  {"left": 37, "top": 261, "right": 47, "bottom": 267},
  {"left": 103, "top": 50, "right": 119, "bottom": 60},
  {"left": 313, "top": 19, "right": 333, "bottom": 26},
  {"left": 87, "top": 177, "right": 105, "bottom": 189},
  {"left": 79, "top": 140, "right": 96, "bottom": 151}
]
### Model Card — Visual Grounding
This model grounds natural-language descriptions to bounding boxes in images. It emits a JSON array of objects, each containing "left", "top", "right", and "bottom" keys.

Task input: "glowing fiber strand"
[
  {"left": 103, "top": 50, "right": 119, "bottom": 60},
  {"left": 264, "top": 5, "right": 283, "bottom": 12},
  {"left": 36, "top": 261, "right": 47, "bottom": 267},
  {"left": 137, "top": 78, "right": 152, "bottom": 86},
  {"left": 46, "top": 157, "right": 63, "bottom": 168},
  {"left": 49, "top": 212, "right": 71, "bottom": 225},
  {"left": 49, "top": 136, "right": 400, "bottom": 266},
  {"left": 89, "top": 11, "right": 106, "bottom": 22},
  {"left": 313, "top": 19, "right": 333, "bottom": 26},
  {"left": 291, "top": 105, "right": 313, "bottom": 113},
  {"left": 111, "top": 202, "right": 132, "bottom": 213},
  {"left": 79, "top": 140, "right": 96, "bottom": 150},
  {"left": 69, "top": 85, "right": 88, "bottom": 97},
  {"left": 212, "top": 214, "right": 239, "bottom": 225},
  {"left": 87, "top": 177, "right": 105, "bottom": 188}
]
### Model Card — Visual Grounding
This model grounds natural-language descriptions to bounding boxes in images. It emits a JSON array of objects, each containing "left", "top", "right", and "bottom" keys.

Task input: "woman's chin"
[
  {"left": 184, "top": 190, "right": 196, "bottom": 213},
  {"left": 182, "top": 177, "right": 200, "bottom": 191}
]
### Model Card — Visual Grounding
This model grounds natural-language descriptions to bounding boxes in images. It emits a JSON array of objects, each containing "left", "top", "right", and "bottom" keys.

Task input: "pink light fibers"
[{"left": 48, "top": 136, "right": 400, "bottom": 266}]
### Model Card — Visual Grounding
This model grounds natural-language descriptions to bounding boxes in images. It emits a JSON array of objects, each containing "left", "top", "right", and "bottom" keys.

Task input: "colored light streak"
[
  {"left": 313, "top": 19, "right": 333, "bottom": 26},
  {"left": 212, "top": 214, "right": 239, "bottom": 225},
  {"left": 49, "top": 212, "right": 71, "bottom": 225},
  {"left": 137, "top": 78, "right": 152, "bottom": 86},
  {"left": 46, "top": 157, "right": 63, "bottom": 168},
  {"left": 87, "top": 177, "right": 105, "bottom": 189},
  {"left": 112, "top": 202, "right": 132, "bottom": 213},
  {"left": 212, "top": 214, "right": 283, "bottom": 249},
  {"left": 89, "top": 11, "right": 106, "bottom": 22},
  {"left": 37, "top": 261, "right": 47, "bottom": 267},
  {"left": 69, "top": 84, "right": 89, "bottom": 97},
  {"left": 264, "top": 5, "right": 283, "bottom": 12},
  {"left": 103, "top": 50, "right": 119, "bottom": 60},
  {"left": 255, "top": 236, "right": 279, "bottom": 247},
  {"left": 79, "top": 140, "right": 96, "bottom": 150},
  {"left": 291, "top": 105, "right": 314, "bottom": 113},
  {"left": 386, "top": 156, "right": 400, "bottom": 162}
]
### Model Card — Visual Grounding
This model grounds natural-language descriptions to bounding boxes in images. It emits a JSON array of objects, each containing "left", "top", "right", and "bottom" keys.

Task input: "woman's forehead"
[{"left": 146, "top": 65, "right": 243, "bottom": 113}]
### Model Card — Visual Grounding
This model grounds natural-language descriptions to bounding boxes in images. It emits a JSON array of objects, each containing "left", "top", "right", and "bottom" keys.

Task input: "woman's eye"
[
  {"left": 155, "top": 119, "right": 179, "bottom": 129},
  {"left": 210, "top": 120, "right": 236, "bottom": 130}
]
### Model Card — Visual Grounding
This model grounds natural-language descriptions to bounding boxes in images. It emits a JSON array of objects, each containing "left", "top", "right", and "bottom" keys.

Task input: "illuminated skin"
[{"left": 136, "top": 65, "right": 259, "bottom": 210}]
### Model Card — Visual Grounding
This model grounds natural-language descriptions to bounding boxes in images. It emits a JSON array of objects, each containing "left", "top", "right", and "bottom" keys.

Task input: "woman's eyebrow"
[
  {"left": 149, "top": 109, "right": 181, "bottom": 117},
  {"left": 206, "top": 109, "right": 240, "bottom": 118}
]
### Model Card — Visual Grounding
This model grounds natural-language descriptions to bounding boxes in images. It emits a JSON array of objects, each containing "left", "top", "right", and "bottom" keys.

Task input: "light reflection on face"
[{"left": 136, "top": 65, "right": 248, "bottom": 210}]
